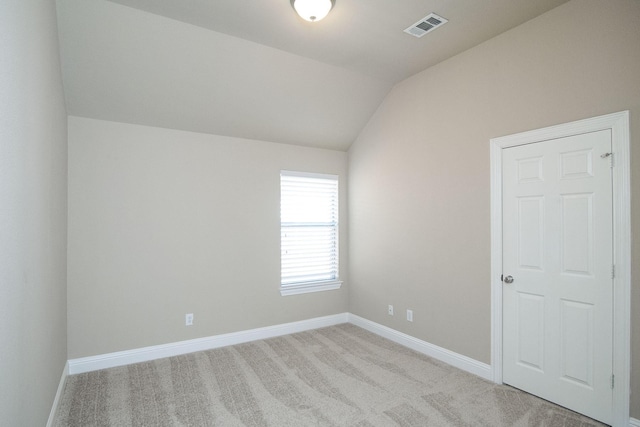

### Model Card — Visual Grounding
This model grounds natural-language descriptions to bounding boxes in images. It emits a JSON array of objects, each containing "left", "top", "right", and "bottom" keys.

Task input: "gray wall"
[
  {"left": 67, "top": 117, "right": 348, "bottom": 358},
  {"left": 348, "top": 0, "right": 640, "bottom": 418},
  {"left": 0, "top": 1, "right": 68, "bottom": 425}
]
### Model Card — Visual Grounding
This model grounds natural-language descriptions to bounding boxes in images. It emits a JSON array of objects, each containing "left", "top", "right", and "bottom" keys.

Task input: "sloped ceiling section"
[
  {"left": 56, "top": 0, "right": 389, "bottom": 150},
  {"left": 56, "top": 0, "right": 570, "bottom": 151},
  {"left": 104, "top": 0, "right": 570, "bottom": 85}
]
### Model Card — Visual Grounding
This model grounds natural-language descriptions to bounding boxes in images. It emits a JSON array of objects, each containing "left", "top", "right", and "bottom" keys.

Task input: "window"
[{"left": 280, "top": 171, "right": 342, "bottom": 296}]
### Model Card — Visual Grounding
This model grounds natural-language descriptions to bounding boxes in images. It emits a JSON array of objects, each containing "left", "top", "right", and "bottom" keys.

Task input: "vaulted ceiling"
[{"left": 56, "top": 0, "right": 569, "bottom": 150}]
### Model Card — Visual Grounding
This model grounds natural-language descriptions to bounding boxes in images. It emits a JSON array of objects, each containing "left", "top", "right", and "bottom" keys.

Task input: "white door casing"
[
  {"left": 502, "top": 130, "right": 612, "bottom": 423},
  {"left": 490, "top": 111, "right": 630, "bottom": 427}
]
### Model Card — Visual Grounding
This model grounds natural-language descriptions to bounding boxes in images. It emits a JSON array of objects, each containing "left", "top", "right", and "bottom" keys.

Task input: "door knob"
[{"left": 504, "top": 275, "right": 514, "bottom": 284}]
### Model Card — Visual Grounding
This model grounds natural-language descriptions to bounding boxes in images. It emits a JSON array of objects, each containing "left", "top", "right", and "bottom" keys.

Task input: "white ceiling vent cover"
[{"left": 404, "top": 13, "right": 448, "bottom": 38}]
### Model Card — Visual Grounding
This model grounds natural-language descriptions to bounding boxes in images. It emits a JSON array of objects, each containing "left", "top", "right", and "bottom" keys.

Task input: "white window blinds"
[{"left": 280, "top": 171, "right": 339, "bottom": 290}]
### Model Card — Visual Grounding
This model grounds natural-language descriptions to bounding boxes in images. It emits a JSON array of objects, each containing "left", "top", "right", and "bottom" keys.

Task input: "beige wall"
[
  {"left": 0, "top": 0, "right": 68, "bottom": 425},
  {"left": 67, "top": 117, "right": 349, "bottom": 358},
  {"left": 348, "top": 0, "right": 640, "bottom": 418}
]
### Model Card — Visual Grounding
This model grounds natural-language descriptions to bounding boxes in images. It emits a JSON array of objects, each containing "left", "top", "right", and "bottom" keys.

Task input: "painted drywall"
[
  {"left": 67, "top": 117, "right": 348, "bottom": 358},
  {"left": 0, "top": 1, "right": 68, "bottom": 426},
  {"left": 348, "top": 0, "right": 640, "bottom": 418},
  {"left": 56, "top": 0, "right": 388, "bottom": 151}
]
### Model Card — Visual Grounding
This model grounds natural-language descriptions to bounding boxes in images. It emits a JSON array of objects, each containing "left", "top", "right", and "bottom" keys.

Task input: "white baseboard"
[
  {"left": 629, "top": 417, "right": 640, "bottom": 427},
  {"left": 46, "top": 362, "right": 69, "bottom": 427},
  {"left": 68, "top": 312, "right": 492, "bottom": 380},
  {"left": 68, "top": 313, "right": 349, "bottom": 374},
  {"left": 348, "top": 314, "right": 493, "bottom": 381}
]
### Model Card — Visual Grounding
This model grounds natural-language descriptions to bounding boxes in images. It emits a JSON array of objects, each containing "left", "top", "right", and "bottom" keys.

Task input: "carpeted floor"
[{"left": 54, "top": 324, "right": 606, "bottom": 426}]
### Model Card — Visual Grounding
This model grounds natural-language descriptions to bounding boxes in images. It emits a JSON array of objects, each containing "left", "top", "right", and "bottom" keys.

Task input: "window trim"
[
  {"left": 279, "top": 280, "right": 342, "bottom": 296},
  {"left": 280, "top": 170, "right": 342, "bottom": 296}
]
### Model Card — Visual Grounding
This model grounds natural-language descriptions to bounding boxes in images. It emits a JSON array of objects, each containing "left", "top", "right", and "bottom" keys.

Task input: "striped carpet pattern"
[{"left": 54, "top": 324, "right": 605, "bottom": 426}]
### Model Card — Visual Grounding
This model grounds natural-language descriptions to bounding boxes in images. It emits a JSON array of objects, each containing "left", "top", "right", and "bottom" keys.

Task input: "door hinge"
[
  {"left": 612, "top": 264, "right": 615, "bottom": 279},
  {"left": 611, "top": 374, "right": 615, "bottom": 389},
  {"left": 601, "top": 152, "right": 614, "bottom": 168}
]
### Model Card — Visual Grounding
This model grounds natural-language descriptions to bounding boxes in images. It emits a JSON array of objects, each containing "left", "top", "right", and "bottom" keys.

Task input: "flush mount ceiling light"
[{"left": 291, "top": 0, "right": 335, "bottom": 22}]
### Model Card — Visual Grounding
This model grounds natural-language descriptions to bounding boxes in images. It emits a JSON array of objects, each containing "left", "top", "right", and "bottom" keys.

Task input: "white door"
[{"left": 502, "top": 129, "right": 613, "bottom": 424}]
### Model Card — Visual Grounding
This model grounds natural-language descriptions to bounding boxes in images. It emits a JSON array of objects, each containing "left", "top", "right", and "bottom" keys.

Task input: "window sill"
[{"left": 280, "top": 280, "right": 343, "bottom": 296}]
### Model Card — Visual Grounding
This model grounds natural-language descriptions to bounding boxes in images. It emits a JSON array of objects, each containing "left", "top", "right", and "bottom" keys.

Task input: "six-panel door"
[{"left": 502, "top": 130, "right": 613, "bottom": 424}]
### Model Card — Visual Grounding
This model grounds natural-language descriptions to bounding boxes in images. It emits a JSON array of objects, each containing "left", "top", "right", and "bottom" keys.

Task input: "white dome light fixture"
[{"left": 290, "top": 0, "right": 335, "bottom": 22}]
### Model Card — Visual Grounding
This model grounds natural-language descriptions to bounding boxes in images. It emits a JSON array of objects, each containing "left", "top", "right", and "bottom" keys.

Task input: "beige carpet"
[{"left": 54, "top": 324, "right": 606, "bottom": 426}]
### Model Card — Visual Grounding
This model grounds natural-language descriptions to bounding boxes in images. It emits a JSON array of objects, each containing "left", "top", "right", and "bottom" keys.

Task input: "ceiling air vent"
[{"left": 404, "top": 13, "right": 448, "bottom": 38}]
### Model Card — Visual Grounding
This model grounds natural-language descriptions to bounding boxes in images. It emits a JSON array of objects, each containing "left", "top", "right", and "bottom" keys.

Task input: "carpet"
[{"left": 54, "top": 324, "right": 606, "bottom": 426}]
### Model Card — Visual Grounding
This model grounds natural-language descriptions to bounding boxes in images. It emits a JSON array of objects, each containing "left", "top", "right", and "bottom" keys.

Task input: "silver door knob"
[{"left": 504, "top": 275, "right": 514, "bottom": 284}]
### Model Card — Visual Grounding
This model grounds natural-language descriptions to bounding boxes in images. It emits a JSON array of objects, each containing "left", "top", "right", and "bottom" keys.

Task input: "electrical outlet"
[
  {"left": 406, "top": 309, "right": 413, "bottom": 322},
  {"left": 185, "top": 313, "right": 194, "bottom": 326},
  {"left": 388, "top": 305, "right": 394, "bottom": 315}
]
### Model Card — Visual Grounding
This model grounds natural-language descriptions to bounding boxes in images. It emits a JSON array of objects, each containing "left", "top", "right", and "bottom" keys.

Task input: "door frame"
[{"left": 489, "top": 111, "right": 630, "bottom": 426}]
